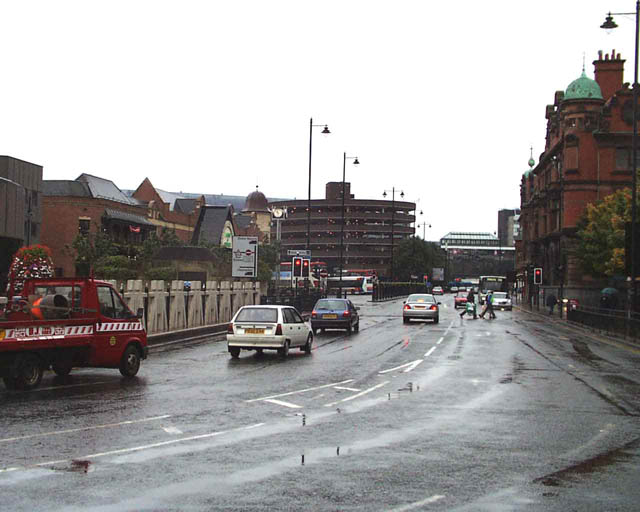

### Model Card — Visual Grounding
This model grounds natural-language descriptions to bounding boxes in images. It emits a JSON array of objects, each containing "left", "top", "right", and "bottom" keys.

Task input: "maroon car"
[{"left": 454, "top": 290, "right": 468, "bottom": 309}]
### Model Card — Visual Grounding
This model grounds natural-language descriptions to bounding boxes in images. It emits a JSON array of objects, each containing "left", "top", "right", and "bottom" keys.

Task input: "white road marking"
[
  {"left": 424, "top": 347, "right": 436, "bottom": 357},
  {"left": 162, "top": 426, "right": 183, "bottom": 435},
  {"left": 436, "top": 337, "right": 444, "bottom": 345},
  {"left": 30, "top": 381, "right": 112, "bottom": 392},
  {"left": 379, "top": 360, "right": 422, "bottom": 374},
  {"left": 0, "top": 415, "right": 171, "bottom": 444},
  {"left": 324, "top": 381, "right": 389, "bottom": 407},
  {"left": 0, "top": 423, "right": 267, "bottom": 473},
  {"left": 403, "top": 359, "right": 424, "bottom": 372},
  {"left": 388, "top": 495, "right": 446, "bottom": 511},
  {"left": 245, "top": 379, "right": 354, "bottom": 403},
  {"left": 263, "top": 398, "right": 303, "bottom": 409},
  {"left": 333, "top": 386, "right": 361, "bottom": 392}
]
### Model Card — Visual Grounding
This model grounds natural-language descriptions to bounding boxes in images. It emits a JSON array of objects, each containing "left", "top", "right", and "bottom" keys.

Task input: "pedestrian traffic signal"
[
  {"left": 534, "top": 267, "right": 542, "bottom": 284},
  {"left": 293, "top": 257, "right": 303, "bottom": 277},
  {"left": 302, "top": 259, "right": 310, "bottom": 278}
]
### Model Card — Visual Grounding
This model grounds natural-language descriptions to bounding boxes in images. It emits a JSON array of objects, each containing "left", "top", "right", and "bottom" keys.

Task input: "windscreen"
[
  {"left": 315, "top": 300, "right": 347, "bottom": 311},
  {"left": 407, "top": 295, "right": 435, "bottom": 303},
  {"left": 235, "top": 308, "right": 278, "bottom": 323}
]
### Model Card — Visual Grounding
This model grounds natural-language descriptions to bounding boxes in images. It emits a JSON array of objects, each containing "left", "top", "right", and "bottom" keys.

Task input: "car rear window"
[
  {"left": 235, "top": 308, "right": 278, "bottom": 322},
  {"left": 315, "top": 300, "right": 347, "bottom": 311},
  {"left": 407, "top": 295, "right": 435, "bottom": 303}
]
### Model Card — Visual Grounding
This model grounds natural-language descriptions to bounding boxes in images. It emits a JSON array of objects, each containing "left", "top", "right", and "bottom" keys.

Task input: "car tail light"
[
  {"left": 342, "top": 310, "right": 351, "bottom": 317},
  {"left": 275, "top": 324, "right": 283, "bottom": 335},
  {"left": 404, "top": 304, "right": 411, "bottom": 310},
  {"left": 430, "top": 305, "right": 438, "bottom": 310},
  {"left": 311, "top": 311, "right": 317, "bottom": 319},
  {"left": 227, "top": 323, "right": 234, "bottom": 334}
]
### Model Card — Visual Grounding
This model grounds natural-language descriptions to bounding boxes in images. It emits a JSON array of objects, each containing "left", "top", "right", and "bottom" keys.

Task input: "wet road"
[{"left": 1, "top": 294, "right": 640, "bottom": 511}]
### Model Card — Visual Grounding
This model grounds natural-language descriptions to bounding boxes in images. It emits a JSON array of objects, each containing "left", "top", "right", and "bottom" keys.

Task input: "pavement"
[{"left": 515, "top": 302, "right": 640, "bottom": 354}]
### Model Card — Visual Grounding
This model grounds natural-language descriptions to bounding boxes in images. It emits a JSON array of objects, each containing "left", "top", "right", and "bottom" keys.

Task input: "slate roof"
[
  {"left": 174, "top": 198, "right": 198, "bottom": 214},
  {"left": 192, "top": 205, "right": 235, "bottom": 245},
  {"left": 42, "top": 180, "right": 91, "bottom": 197},
  {"left": 103, "top": 208, "right": 155, "bottom": 226},
  {"left": 76, "top": 173, "right": 136, "bottom": 205}
]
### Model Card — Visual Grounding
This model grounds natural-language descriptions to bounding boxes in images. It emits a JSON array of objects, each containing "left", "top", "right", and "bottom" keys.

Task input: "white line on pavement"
[
  {"left": 324, "top": 381, "right": 389, "bottom": 407},
  {"left": 263, "top": 399, "right": 303, "bottom": 409},
  {"left": 333, "top": 386, "right": 361, "bottom": 392},
  {"left": 0, "top": 415, "right": 172, "bottom": 444},
  {"left": 388, "top": 495, "right": 446, "bottom": 511},
  {"left": 424, "top": 346, "right": 436, "bottom": 357},
  {"left": 245, "top": 379, "right": 354, "bottom": 403},
  {"left": 379, "top": 360, "right": 423, "bottom": 374},
  {"left": 436, "top": 337, "right": 444, "bottom": 345},
  {"left": 403, "top": 359, "right": 424, "bottom": 372}
]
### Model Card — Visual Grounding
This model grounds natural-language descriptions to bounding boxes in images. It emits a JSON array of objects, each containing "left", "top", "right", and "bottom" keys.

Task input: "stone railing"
[{"left": 118, "top": 280, "right": 264, "bottom": 335}]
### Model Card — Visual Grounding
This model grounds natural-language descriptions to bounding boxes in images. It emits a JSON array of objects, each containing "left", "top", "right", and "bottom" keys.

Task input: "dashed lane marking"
[
  {"left": 245, "top": 379, "right": 354, "bottom": 403},
  {"left": 324, "top": 381, "right": 390, "bottom": 407}
]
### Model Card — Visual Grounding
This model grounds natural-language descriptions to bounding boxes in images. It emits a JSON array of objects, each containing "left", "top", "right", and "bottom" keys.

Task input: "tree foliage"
[
  {"left": 392, "top": 238, "right": 445, "bottom": 282},
  {"left": 575, "top": 188, "right": 633, "bottom": 277}
]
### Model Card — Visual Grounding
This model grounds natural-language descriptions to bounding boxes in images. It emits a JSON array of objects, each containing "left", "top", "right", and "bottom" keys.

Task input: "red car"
[{"left": 454, "top": 290, "right": 468, "bottom": 309}]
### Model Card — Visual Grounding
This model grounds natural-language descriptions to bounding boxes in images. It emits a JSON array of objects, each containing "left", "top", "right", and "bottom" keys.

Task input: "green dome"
[
  {"left": 523, "top": 170, "right": 531, "bottom": 178},
  {"left": 565, "top": 70, "right": 603, "bottom": 100}
]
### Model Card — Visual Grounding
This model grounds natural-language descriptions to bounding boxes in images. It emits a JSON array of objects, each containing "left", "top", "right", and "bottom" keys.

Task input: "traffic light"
[
  {"left": 302, "top": 259, "right": 310, "bottom": 278},
  {"left": 533, "top": 267, "right": 542, "bottom": 284},
  {"left": 293, "top": 257, "right": 303, "bottom": 277}
]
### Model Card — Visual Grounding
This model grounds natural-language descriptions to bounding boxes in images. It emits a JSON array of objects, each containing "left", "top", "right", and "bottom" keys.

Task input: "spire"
[{"left": 528, "top": 146, "right": 535, "bottom": 168}]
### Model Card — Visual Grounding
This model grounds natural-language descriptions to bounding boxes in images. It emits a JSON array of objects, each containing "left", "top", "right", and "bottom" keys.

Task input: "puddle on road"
[{"left": 534, "top": 436, "right": 640, "bottom": 487}]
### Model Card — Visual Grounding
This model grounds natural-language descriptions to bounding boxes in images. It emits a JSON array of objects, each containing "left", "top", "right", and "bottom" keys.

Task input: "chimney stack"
[{"left": 594, "top": 49, "right": 625, "bottom": 101}]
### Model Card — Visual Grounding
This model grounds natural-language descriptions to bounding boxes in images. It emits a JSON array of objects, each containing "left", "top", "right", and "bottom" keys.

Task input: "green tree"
[
  {"left": 257, "top": 241, "right": 280, "bottom": 282},
  {"left": 575, "top": 188, "right": 634, "bottom": 277},
  {"left": 68, "top": 230, "right": 118, "bottom": 276},
  {"left": 392, "top": 238, "right": 445, "bottom": 282}
]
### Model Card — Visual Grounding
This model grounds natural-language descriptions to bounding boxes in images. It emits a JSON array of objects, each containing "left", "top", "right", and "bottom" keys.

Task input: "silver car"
[
  {"left": 402, "top": 293, "right": 440, "bottom": 324},
  {"left": 227, "top": 305, "right": 313, "bottom": 358},
  {"left": 491, "top": 292, "right": 512, "bottom": 311}
]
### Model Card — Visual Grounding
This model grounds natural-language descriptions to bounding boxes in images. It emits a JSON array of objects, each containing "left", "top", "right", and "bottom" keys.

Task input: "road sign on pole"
[
  {"left": 287, "top": 249, "right": 311, "bottom": 257},
  {"left": 232, "top": 236, "right": 258, "bottom": 278}
]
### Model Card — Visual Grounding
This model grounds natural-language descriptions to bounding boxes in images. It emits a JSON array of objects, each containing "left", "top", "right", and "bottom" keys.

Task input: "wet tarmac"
[{"left": 1, "top": 294, "right": 639, "bottom": 511}]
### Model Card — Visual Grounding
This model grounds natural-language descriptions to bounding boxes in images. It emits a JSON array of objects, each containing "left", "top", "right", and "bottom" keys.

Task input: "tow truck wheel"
[
  {"left": 52, "top": 362, "right": 72, "bottom": 377},
  {"left": 15, "top": 354, "right": 43, "bottom": 390},
  {"left": 119, "top": 345, "right": 141, "bottom": 377},
  {"left": 229, "top": 347, "right": 240, "bottom": 359},
  {"left": 2, "top": 377, "right": 17, "bottom": 390}
]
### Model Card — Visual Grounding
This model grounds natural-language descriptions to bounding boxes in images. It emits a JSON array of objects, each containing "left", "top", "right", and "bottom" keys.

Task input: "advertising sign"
[
  {"left": 432, "top": 267, "right": 444, "bottom": 281},
  {"left": 232, "top": 236, "right": 258, "bottom": 278}
]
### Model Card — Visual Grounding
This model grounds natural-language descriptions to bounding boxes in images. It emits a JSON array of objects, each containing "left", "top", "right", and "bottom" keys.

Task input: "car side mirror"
[
  {"left": 136, "top": 308, "right": 144, "bottom": 319},
  {"left": 402, "top": 301, "right": 406, "bottom": 304},
  {"left": 437, "top": 302, "right": 441, "bottom": 305},
  {"left": 355, "top": 306, "right": 360, "bottom": 310}
]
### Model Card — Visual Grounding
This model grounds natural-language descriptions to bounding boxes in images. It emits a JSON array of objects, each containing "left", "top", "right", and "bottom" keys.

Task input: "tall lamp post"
[
  {"left": 339, "top": 153, "right": 360, "bottom": 296},
  {"left": 307, "top": 118, "right": 331, "bottom": 250},
  {"left": 602, "top": 6, "right": 639, "bottom": 312},
  {"left": 383, "top": 187, "right": 404, "bottom": 281},
  {"left": 417, "top": 211, "right": 431, "bottom": 240}
]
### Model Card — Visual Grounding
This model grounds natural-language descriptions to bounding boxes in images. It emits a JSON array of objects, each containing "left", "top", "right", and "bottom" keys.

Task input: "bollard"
[
  {"left": 337, "top": 446, "right": 340, "bottom": 456},
  {"left": 302, "top": 414, "right": 306, "bottom": 426}
]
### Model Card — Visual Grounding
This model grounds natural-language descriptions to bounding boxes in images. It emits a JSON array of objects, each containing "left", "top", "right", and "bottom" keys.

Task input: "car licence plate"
[
  {"left": 415, "top": 306, "right": 426, "bottom": 309},
  {"left": 323, "top": 314, "right": 337, "bottom": 319},
  {"left": 245, "top": 328, "right": 265, "bottom": 334}
]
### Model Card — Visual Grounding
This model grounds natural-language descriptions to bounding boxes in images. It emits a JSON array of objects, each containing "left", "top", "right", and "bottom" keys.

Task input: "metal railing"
[
  {"left": 372, "top": 282, "right": 428, "bottom": 302},
  {"left": 567, "top": 306, "right": 640, "bottom": 342}
]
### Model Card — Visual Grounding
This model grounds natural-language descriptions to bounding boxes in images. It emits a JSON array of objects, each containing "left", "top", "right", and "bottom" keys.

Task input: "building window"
[
  {"left": 78, "top": 218, "right": 91, "bottom": 235},
  {"left": 615, "top": 148, "right": 640, "bottom": 170}
]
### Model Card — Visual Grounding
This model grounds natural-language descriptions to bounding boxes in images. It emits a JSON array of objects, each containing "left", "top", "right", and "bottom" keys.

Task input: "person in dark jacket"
[
  {"left": 460, "top": 289, "right": 476, "bottom": 319},
  {"left": 546, "top": 293, "right": 557, "bottom": 315}
]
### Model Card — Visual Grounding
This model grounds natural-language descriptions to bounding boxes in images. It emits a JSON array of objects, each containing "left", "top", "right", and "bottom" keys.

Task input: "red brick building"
[
  {"left": 131, "top": 178, "right": 204, "bottom": 243},
  {"left": 518, "top": 50, "right": 634, "bottom": 305},
  {"left": 42, "top": 174, "right": 155, "bottom": 277}
]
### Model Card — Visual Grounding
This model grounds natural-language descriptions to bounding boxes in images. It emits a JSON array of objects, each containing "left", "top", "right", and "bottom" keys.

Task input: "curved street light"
[
  {"left": 307, "top": 118, "right": 331, "bottom": 250},
  {"left": 339, "top": 153, "right": 359, "bottom": 296},
  {"left": 383, "top": 187, "right": 404, "bottom": 281},
  {"left": 601, "top": 5, "right": 639, "bottom": 314}
]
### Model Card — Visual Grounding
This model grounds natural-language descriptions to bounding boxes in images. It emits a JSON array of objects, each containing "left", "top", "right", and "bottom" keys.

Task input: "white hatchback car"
[{"left": 227, "top": 305, "right": 313, "bottom": 358}]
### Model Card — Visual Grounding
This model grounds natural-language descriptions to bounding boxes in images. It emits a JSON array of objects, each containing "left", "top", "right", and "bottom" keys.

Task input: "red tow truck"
[{"left": 0, "top": 277, "right": 148, "bottom": 390}]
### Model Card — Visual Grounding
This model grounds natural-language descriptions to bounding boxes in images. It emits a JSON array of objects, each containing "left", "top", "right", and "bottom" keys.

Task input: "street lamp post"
[
  {"left": 307, "top": 118, "right": 331, "bottom": 251},
  {"left": 383, "top": 187, "right": 404, "bottom": 281},
  {"left": 602, "top": 5, "right": 639, "bottom": 313},
  {"left": 339, "top": 153, "right": 359, "bottom": 297},
  {"left": 417, "top": 211, "right": 431, "bottom": 240}
]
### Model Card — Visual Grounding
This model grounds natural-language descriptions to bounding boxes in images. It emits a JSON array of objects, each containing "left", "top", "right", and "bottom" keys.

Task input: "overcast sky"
[{"left": 1, "top": 1, "right": 637, "bottom": 240}]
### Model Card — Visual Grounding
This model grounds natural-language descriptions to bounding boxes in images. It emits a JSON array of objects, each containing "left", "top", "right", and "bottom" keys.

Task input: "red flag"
[{"left": 129, "top": 225, "right": 141, "bottom": 233}]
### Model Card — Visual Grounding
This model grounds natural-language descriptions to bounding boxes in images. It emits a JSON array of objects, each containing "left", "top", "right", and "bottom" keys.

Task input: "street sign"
[
  {"left": 287, "top": 249, "right": 311, "bottom": 257},
  {"left": 232, "top": 236, "right": 258, "bottom": 278}
]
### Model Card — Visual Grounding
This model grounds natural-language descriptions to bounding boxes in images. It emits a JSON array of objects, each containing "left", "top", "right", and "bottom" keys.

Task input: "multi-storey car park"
[{"left": 268, "top": 182, "right": 415, "bottom": 278}]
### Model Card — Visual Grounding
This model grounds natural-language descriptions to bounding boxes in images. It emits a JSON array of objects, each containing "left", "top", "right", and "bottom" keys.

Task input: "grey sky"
[{"left": 1, "top": 0, "right": 635, "bottom": 240}]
